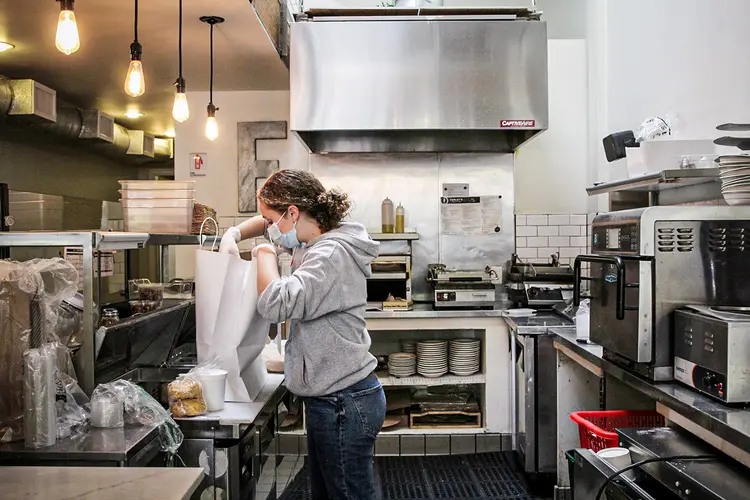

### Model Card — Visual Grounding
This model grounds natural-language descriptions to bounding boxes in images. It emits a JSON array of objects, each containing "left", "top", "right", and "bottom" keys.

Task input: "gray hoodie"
[{"left": 257, "top": 222, "right": 379, "bottom": 397}]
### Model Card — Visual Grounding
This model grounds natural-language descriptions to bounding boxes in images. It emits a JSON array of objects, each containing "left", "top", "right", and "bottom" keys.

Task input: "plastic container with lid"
[
  {"left": 122, "top": 206, "right": 192, "bottom": 234},
  {"left": 381, "top": 198, "right": 395, "bottom": 233},
  {"left": 120, "top": 188, "right": 195, "bottom": 200},
  {"left": 120, "top": 198, "right": 194, "bottom": 208},
  {"left": 101, "top": 308, "right": 119, "bottom": 328},
  {"left": 118, "top": 180, "right": 196, "bottom": 191}
]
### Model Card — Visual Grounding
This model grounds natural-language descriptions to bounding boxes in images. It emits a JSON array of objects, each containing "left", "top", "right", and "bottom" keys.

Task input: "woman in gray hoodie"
[{"left": 220, "top": 170, "right": 385, "bottom": 500}]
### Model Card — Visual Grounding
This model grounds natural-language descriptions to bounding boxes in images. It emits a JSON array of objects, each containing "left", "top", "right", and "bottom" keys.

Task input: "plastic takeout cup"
[
  {"left": 192, "top": 370, "right": 228, "bottom": 412},
  {"left": 596, "top": 447, "right": 634, "bottom": 479}
]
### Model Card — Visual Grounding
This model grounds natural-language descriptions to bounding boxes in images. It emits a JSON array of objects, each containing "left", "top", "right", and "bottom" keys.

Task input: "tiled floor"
[{"left": 277, "top": 452, "right": 550, "bottom": 500}]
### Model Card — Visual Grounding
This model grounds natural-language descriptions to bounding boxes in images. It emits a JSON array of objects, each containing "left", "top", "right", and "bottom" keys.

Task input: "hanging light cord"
[
  {"left": 209, "top": 22, "right": 214, "bottom": 105},
  {"left": 134, "top": 0, "right": 139, "bottom": 43},
  {"left": 178, "top": 0, "right": 183, "bottom": 80}
]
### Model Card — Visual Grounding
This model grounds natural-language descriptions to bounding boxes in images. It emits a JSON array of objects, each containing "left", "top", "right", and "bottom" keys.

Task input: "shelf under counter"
[{"left": 377, "top": 371, "right": 485, "bottom": 387}]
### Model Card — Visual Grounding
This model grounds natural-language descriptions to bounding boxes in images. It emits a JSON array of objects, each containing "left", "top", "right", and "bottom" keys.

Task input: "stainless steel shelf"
[
  {"left": 586, "top": 168, "right": 720, "bottom": 196},
  {"left": 0, "top": 231, "right": 150, "bottom": 251},
  {"left": 369, "top": 232, "right": 419, "bottom": 241},
  {"left": 146, "top": 234, "right": 220, "bottom": 247}
]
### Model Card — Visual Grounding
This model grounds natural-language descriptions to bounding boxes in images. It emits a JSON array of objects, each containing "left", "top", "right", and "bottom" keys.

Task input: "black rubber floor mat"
[{"left": 278, "top": 452, "right": 550, "bottom": 500}]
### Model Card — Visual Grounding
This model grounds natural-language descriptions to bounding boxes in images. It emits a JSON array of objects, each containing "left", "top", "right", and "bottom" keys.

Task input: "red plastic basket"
[{"left": 570, "top": 410, "right": 665, "bottom": 452}]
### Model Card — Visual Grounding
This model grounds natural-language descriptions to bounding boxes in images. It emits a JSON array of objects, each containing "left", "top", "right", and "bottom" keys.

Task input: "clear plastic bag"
[
  {"left": 56, "top": 373, "right": 90, "bottom": 439},
  {"left": 635, "top": 113, "right": 683, "bottom": 143},
  {"left": 1, "top": 258, "right": 78, "bottom": 443},
  {"left": 576, "top": 299, "right": 591, "bottom": 342},
  {"left": 92, "top": 379, "right": 184, "bottom": 458},
  {"left": 167, "top": 358, "right": 224, "bottom": 418}
]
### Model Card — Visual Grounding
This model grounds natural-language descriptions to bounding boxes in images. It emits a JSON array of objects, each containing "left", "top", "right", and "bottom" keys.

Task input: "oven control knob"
[
  {"left": 702, "top": 374, "right": 715, "bottom": 387},
  {"left": 528, "top": 287, "right": 539, "bottom": 297}
]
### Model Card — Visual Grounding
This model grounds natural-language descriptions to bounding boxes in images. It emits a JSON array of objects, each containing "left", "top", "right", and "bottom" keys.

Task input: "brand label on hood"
[{"left": 500, "top": 120, "right": 535, "bottom": 128}]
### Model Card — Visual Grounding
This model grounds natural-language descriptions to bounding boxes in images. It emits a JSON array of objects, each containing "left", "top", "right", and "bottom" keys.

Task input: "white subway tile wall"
[{"left": 515, "top": 214, "right": 595, "bottom": 266}]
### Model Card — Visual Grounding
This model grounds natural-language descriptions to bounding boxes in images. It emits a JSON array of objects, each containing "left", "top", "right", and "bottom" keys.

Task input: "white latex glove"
[
  {"left": 252, "top": 243, "right": 278, "bottom": 259},
  {"left": 219, "top": 227, "right": 241, "bottom": 255}
]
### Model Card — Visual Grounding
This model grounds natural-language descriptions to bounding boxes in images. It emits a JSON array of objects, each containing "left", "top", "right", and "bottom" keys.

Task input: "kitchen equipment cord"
[{"left": 594, "top": 454, "right": 716, "bottom": 500}]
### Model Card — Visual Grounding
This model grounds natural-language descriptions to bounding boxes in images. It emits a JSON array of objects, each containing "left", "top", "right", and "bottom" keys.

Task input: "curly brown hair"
[{"left": 258, "top": 170, "right": 351, "bottom": 232}]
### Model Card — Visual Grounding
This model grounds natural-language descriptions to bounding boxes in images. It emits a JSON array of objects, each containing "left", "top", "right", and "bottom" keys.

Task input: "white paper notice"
[
  {"left": 63, "top": 247, "right": 115, "bottom": 290},
  {"left": 440, "top": 196, "right": 503, "bottom": 236}
]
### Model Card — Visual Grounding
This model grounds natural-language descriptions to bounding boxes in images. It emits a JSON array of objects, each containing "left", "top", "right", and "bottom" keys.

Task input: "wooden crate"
[{"left": 409, "top": 410, "right": 482, "bottom": 429}]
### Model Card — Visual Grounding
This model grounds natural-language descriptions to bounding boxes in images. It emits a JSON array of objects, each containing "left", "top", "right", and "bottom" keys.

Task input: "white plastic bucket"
[
  {"left": 192, "top": 370, "right": 228, "bottom": 412},
  {"left": 596, "top": 447, "right": 634, "bottom": 479}
]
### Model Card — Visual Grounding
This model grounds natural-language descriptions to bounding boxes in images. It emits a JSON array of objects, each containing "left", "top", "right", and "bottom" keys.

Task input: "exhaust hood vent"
[
  {"left": 80, "top": 110, "right": 115, "bottom": 143},
  {"left": 290, "top": 16, "right": 548, "bottom": 154},
  {"left": 126, "top": 130, "right": 155, "bottom": 158},
  {"left": 8, "top": 79, "right": 57, "bottom": 123}
]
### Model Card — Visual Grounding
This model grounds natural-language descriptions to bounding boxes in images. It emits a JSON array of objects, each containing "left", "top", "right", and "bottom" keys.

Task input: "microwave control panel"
[{"left": 592, "top": 223, "right": 640, "bottom": 253}]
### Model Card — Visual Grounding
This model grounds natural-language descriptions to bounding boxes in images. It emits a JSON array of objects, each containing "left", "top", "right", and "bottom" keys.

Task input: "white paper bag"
[{"left": 195, "top": 250, "right": 269, "bottom": 402}]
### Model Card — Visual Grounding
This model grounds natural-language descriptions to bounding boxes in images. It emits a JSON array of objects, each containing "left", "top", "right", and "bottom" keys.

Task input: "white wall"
[{"left": 515, "top": 39, "right": 589, "bottom": 215}]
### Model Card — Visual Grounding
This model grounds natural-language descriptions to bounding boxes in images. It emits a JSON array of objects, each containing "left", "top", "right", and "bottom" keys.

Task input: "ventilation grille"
[
  {"left": 80, "top": 110, "right": 115, "bottom": 143},
  {"left": 657, "top": 227, "right": 695, "bottom": 253},
  {"left": 8, "top": 79, "right": 57, "bottom": 123},
  {"left": 708, "top": 227, "right": 747, "bottom": 252},
  {"left": 126, "top": 130, "right": 156, "bottom": 158}
]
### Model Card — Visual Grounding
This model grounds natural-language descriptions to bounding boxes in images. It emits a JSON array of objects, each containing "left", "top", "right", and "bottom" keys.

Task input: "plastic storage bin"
[
  {"left": 122, "top": 206, "right": 192, "bottom": 234},
  {"left": 570, "top": 410, "right": 664, "bottom": 452},
  {"left": 120, "top": 198, "right": 194, "bottom": 208},
  {"left": 118, "top": 180, "right": 195, "bottom": 191},
  {"left": 120, "top": 189, "right": 195, "bottom": 200}
]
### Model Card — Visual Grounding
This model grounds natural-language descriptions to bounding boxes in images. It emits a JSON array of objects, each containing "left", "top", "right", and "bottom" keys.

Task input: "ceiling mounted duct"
[
  {"left": 126, "top": 130, "right": 155, "bottom": 157},
  {"left": 79, "top": 110, "right": 115, "bottom": 143},
  {"left": 7, "top": 79, "right": 57, "bottom": 123},
  {"left": 290, "top": 12, "right": 548, "bottom": 154}
]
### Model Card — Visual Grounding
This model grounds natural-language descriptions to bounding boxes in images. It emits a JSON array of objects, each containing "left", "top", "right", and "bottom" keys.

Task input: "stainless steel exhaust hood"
[{"left": 290, "top": 15, "right": 548, "bottom": 154}]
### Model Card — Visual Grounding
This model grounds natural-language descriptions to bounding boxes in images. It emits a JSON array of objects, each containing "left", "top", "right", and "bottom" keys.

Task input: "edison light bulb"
[
  {"left": 172, "top": 92, "right": 189, "bottom": 122},
  {"left": 124, "top": 60, "right": 145, "bottom": 97},
  {"left": 55, "top": 9, "right": 80, "bottom": 55},
  {"left": 205, "top": 116, "right": 219, "bottom": 141}
]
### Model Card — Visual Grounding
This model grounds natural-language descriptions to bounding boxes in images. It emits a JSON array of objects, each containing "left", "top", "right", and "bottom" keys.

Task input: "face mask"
[{"left": 267, "top": 210, "right": 303, "bottom": 249}]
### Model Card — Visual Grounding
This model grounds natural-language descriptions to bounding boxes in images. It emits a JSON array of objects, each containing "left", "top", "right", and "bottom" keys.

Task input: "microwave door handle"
[{"left": 573, "top": 255, "right": 627, "bottom": 320}]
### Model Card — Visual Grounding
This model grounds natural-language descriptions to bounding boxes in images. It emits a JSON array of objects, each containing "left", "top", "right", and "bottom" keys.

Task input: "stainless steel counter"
[
  {"left": 0, "top": 466, "right": 203, "bottom": 500},
  {"left": 365, "top": 303, "right": 507, "bottom": 319},
  {"left": 549, "top": 330, "right": 750, "bottom": 458},
  {"left": 505, "top": 312, "right": 574, "bottom": 334},
  {"left": 0, "top": 424, "right": 159, "bottom": 466},
  {"left": 550, "top": 328, "right": 603, "bottom": 368},
  {"left": 174, "top": 373, "right": 286, "bottom": 439}
]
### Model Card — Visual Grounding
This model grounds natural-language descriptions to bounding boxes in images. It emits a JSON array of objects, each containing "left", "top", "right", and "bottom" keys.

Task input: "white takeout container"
[{"left": 192, "top": 370, "right": 228, "bottom": 412}]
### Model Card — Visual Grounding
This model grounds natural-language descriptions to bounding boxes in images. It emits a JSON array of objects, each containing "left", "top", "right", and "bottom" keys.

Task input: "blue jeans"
[{"left": 305, "top": 373, "right": 386, "bottom": 500}]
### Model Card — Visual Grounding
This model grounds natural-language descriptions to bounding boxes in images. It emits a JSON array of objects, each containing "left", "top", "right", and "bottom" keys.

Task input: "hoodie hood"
[{"left": 314, "top": 222, "right": 379, "bottom": 276}]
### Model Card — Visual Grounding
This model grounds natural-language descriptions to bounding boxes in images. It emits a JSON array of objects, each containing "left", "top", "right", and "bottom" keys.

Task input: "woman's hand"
[
  {"left": 254, "top": 244, "right": 280, "bottom": 294},
  {"left": 219, "top": 227, "right": 241, "bottom": 255}
]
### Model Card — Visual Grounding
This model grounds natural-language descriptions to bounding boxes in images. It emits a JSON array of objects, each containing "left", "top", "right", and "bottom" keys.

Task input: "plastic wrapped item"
[
  {"left": 90, "top": 389, "right": 124, "bottom": 428},
  {"left": 634, "top": 113, "right": 682, "bottom": 143},
  {"left": 92, "top": 379, "right": 183, "bottom": 458},
  {"left": 23, "top": 344, "right": 58, "bottom": 448},
  {"left": 576, "top": 299, "right": 590, "bottom": 342},
  {"left": 167, "top": 358, "right": 225, "bottom": 417},
  {"left": 55, "top": 373, "right": 90, "bottom": 439},
  {"left": 0, "top": 259, "right": 79, "bottom": 443}
]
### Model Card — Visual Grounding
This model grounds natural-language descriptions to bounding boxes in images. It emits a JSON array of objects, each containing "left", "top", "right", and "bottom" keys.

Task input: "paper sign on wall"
[
  {"left": 190, "top": 153, "right": 207, "bottom": 177},
  {"left": 440, "top": 195, "right": 503, "bottom": 236},
  {"left": 64, "top": 247, "right": 115, "bottom": 290}
]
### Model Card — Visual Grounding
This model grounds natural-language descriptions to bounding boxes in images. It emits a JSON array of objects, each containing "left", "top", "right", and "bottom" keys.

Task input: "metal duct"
[{"left": 0, "top": 74, "right": 172, "bottom": 163}]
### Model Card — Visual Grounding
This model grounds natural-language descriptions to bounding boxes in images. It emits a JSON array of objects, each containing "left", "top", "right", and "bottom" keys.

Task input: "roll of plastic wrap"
[{"left": 23, "top": 345, "right": 58, "bottom": 448}]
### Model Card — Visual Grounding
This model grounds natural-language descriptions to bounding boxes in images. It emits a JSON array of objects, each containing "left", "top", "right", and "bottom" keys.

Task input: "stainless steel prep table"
[
  {"left": 173, "top": 373, "right": 286, "bottom": 500},
  {"left": 364, "top": 302, "right": 508, "bottom": 319},
  {"left": 0, "top": 424, "right": 160, "bottom": 467}
]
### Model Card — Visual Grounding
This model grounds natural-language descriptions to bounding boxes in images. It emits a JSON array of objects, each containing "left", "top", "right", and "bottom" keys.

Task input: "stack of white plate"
[
  {"left": 717, "top": 155, "right": 750, "bottom": 205},
  {"left": 387, "top": 353, "right": 416, "bottom": 378},
  {"left": 400, "top": 340, "right": 416, "bottom": 354},
  {"left": 449, "top": 339, "right": 481, "bottom": 376},
  {"left": 417, "top": 340, "right": 448, "bottom": 378}
]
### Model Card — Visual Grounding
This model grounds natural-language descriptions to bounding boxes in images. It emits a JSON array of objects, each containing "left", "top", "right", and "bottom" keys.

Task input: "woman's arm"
[
  {"left": 256, "top": 246, "right": 280, "bottom": 295},
  {"left": 235, "top": 215, "right": 268, "bottom": 240}
]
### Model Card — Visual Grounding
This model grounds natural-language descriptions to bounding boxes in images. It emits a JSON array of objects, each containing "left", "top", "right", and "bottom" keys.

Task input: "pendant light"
[
  {"left": 200, "top": 16, "right": 224, "bottom": 142},
  {"left": 55, "top": 0, "right": 80, "bottom": 55},
  {"left": 172, "top": 0, "right": 189, "bottom": 122},
  {"left": 124, "top": 0, "right": 145, "bottom": 97}
]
